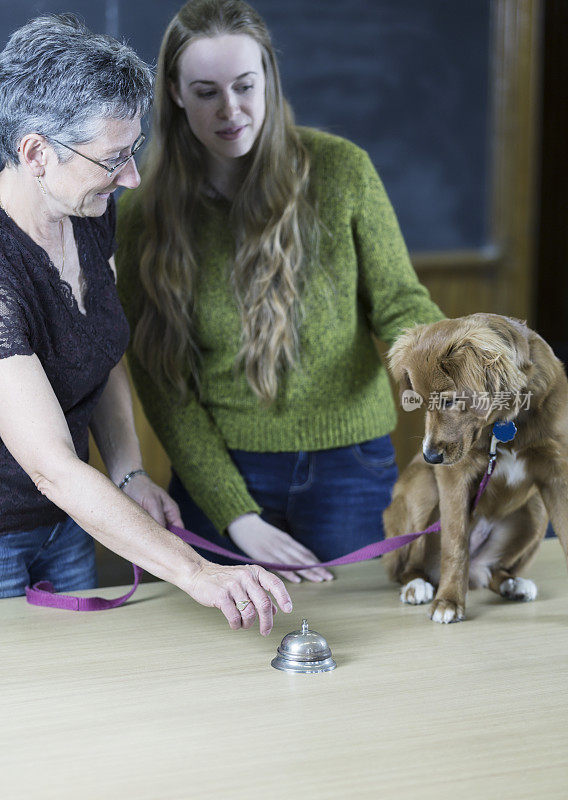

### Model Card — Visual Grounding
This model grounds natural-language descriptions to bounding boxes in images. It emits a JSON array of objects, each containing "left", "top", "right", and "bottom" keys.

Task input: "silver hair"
[{"left": 0, "top": 13, "right": 153, "bottom": 168}]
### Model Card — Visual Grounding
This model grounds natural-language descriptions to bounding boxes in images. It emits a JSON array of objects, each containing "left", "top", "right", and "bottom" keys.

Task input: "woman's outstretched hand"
[
  {"left": 123, "top": 478, "right": 293, "bottom": 634},
  {"left": 227, "top": 513, "right": 334, "bottom": 584},
  {"left": 184, "top": 560, "right": 293, "bottom": 636}
]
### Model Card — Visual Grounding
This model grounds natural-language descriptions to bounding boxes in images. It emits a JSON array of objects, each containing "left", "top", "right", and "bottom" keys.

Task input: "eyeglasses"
[{"left": 48, "top": 133, "right": 146, "bottom": 177}]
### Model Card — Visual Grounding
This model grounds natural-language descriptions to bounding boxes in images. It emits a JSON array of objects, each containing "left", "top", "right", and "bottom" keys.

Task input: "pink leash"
[{"left": 25, "top": 449, "right": 500, "bottom": 612}]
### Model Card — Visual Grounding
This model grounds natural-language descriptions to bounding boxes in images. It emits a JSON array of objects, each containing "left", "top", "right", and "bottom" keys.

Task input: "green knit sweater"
[{"left": 116, "top": 128, "right": 444, "bottom": 532}]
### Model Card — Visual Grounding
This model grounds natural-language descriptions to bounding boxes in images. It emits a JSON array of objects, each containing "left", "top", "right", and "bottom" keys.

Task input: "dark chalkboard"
[{"left": 0, "top": 0, "right": 492, "bottom": 251}]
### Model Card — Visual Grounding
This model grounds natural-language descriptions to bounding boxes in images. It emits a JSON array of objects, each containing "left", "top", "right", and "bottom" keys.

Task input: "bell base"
[{"left": 271, "top": 656, "right": 337, "bottom": 673}]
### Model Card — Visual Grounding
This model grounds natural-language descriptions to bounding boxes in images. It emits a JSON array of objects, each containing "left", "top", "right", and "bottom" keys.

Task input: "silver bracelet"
[{"left": 118, "top": 469, "right": 148, "bottom": 490}]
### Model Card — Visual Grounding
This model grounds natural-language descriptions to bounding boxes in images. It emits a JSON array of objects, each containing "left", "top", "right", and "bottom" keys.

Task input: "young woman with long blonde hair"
[{"left": 117, "top": 0, "right": 444, "bottom": 583}]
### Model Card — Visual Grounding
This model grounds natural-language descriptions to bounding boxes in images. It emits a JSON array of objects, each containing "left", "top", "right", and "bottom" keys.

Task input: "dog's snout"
[{"left": 423, "top": 447, "right": 444, "bottom": 464}]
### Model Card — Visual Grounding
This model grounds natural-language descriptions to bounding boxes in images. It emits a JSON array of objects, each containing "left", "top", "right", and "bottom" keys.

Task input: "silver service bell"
[{"left": 271, "top": 618, "right": 337, "bottom": 673}]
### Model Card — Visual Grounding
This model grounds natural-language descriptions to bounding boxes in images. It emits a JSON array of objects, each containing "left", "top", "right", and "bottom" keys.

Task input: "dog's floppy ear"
[
  {"left": 387, "top": 329, "right": 419, "bottom": 405},
  {"left": 484, "top": 314, "right": 533, "bottom": 378},
  {"left": 388, "top": 330, "right": 416, "bottom": 401},
  {"left": 441, "top": 320, "right": 531, "bottom": 415},
  {"left": 387, "top": 327, "right": 420, "bottom": 385}
]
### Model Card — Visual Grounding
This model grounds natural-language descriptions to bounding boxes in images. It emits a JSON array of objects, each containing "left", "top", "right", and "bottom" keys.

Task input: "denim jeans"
[
  {"left": 0, "top": 516, "right": 97, "bottom": 598},
  {"left": 169, "top": 435, "right": 399, "bottom": 564}
]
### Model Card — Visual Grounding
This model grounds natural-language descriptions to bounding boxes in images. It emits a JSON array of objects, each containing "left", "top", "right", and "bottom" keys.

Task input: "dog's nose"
[{"left": 423, "top": 448, "right": 444, "bottom": 464}]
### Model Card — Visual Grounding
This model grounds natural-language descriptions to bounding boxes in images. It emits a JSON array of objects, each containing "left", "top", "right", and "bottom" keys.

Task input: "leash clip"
[
  {"left": 486, "top": 418, "right": 518, "bottom": 475},
  {"left": 489, "top": 418, "right": 517, "bottom": 463}
]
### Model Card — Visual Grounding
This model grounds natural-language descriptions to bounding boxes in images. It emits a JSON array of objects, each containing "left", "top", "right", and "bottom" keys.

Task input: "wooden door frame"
[{"left": 411, "top": 0, "right": 542, "bottom": 325}]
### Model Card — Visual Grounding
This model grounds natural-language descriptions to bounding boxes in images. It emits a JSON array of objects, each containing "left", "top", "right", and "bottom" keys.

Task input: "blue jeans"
[
  {"left": 169, "top": 436, "right": 399, "bottom": 564},
  {"left": 0, "top": 516, "right": 97, "bottom": 598}
]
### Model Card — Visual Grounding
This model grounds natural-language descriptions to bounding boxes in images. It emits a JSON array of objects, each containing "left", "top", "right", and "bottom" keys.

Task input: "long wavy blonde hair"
[{"left": 127, "top": 0, "right": 319, "bottom": 403}]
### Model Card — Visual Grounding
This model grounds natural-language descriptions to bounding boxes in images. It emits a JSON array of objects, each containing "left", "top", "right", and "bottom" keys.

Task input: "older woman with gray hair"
[{"left": 0, "top": 13, "right": 291, "bottom": 633}]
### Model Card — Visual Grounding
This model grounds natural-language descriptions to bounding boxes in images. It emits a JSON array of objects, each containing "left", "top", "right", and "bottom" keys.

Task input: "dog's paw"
[
  {"left": 429, "top": 598, "right": 465, "bottom": 624},
  {"left": 499, "top": 577, "right": 538, "bottom": 602},
  {"left": 400, "top": 578, "right": 435, "bottom": 605}
]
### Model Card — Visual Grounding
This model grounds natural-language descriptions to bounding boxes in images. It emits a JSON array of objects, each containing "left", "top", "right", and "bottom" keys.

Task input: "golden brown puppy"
[{"left": 383, "top": 313, "right": 568, "bottom": 623}]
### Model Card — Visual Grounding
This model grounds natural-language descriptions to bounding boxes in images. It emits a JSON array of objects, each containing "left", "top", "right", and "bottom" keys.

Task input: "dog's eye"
[{"left": 441, "top": 396, "right": 467, "bottom": 411}]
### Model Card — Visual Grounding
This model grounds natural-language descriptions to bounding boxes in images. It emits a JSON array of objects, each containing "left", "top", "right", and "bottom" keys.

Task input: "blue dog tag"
[{"left": 492, "top": 420, "right": 517, "bottom": 443}]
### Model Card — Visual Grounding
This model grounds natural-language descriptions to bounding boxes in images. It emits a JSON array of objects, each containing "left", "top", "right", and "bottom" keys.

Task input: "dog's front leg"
[{"left": 429, "top": 467, "right": 470, "bottom": 623}]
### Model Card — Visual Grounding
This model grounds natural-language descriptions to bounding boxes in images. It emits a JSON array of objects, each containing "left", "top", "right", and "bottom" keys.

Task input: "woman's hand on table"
[
  {"left": 227, "top": 513, "right": 334, "bottom": 584},
  {"left": 122, "top": 472, "right": 183, "bottom": 528},
  {"left": 184, "top": 561, "right": 293, "bottom": 636},
  {"left": 122, "top": 480, "right": 292, "bottom": 635}
]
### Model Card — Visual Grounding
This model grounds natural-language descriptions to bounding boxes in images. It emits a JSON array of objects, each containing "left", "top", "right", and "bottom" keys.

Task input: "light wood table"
[{"left": 1, "top": 540, "right": 568, "bottom": 800}]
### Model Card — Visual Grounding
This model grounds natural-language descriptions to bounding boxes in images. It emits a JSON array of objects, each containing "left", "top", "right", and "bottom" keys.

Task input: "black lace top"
[{"left": 0, "top": 196, "right": 129, "bottom": 533}]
